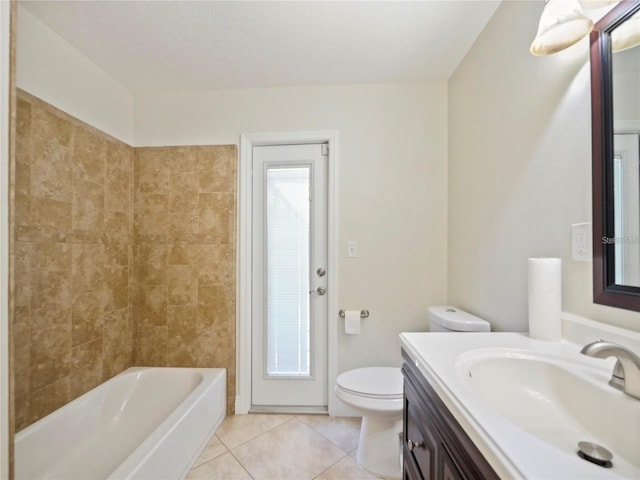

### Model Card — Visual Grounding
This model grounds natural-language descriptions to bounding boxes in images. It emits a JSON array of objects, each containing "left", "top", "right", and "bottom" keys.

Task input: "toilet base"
[{"left": 356, "top": 415, "right": 403, "bottom": 478}]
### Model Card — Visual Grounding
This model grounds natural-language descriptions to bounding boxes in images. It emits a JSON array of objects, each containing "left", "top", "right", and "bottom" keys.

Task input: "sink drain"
[{"left": 577, "top": 441, "right": 613, "bottom": 468}]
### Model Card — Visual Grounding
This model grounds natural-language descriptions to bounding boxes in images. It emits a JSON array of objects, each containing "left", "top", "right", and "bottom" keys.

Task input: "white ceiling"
[{"left": 20, "top": 0, "right": 502, "bottom": 93}]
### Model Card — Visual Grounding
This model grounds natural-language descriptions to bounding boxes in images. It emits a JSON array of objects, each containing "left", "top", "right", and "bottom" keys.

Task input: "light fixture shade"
[
  {"left": 579, "top": 0, "right": 618, "bottom": 10},
  {"left": 611, "top": 12, "right": 640, "bottom": 52},
  {"left": 530, "top": 0, "right": 595, "bottom": 55}
]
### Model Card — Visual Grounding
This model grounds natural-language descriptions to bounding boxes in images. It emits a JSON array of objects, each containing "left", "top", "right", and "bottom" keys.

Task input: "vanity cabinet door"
[
  {"left": 402, "top": 349, "right": 499, "bottom": 480},
  {"left": 403, "top": 450, "right": 423, "bottom": 480},
  {"left": 440, "top": 445, "right": 466, "bottom": 480},
  {"left": 404, "top": 378, "right": 437, "bottom": 479}
]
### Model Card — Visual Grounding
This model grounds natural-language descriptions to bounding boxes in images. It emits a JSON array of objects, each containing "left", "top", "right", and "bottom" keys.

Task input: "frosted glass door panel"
[{"left": 266, "top": 167, "right": 311, "bottom": 376}]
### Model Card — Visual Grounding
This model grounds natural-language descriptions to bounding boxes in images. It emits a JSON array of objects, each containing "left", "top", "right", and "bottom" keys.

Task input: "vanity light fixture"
[
  {"left": 580, "top": 0, "right": 618, "bottom": 8},
  {"left": 611, "top": 10, "right": 640, "bottom": 51},
  {"left": 530, "top": 0, "right": 595, "bottom": 55}
]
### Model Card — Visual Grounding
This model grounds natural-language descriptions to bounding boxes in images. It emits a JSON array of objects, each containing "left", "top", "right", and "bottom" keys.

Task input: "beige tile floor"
[{"left": 188, "top": 414, "right": 395, "bottom": 480}]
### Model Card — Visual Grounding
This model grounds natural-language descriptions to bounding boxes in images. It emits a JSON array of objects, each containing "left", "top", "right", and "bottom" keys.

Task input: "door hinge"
[{"left": 321, "top": 144, "right": 329, "bottom": 156}]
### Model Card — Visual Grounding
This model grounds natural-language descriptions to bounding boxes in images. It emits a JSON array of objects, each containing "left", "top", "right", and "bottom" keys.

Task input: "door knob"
[
  {"left": 309, "top": 286, "right": 327, "bottom": 296},
  {"left": 407, "top": 438, "right": 423, "bottom": 451}
]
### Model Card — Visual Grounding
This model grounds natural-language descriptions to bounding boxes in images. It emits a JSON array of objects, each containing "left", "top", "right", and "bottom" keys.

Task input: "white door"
[{"left": 251, "top": 143, "right": 328, "bottom": 408}]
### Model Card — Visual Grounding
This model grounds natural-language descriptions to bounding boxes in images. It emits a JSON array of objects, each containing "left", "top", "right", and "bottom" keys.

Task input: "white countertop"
[{"left": 399, "top": 331, "right": 639, "bottom": 480}]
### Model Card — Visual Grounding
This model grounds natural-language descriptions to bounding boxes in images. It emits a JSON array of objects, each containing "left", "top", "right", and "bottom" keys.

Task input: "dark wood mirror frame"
[{"left": 591, "top": 0, "right": 640, "bottom": 312}]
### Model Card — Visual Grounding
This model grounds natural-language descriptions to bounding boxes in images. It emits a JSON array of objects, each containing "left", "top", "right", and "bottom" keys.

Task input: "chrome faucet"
[{"left": 580, "top": 340, "right": 640, "bottom": 400}]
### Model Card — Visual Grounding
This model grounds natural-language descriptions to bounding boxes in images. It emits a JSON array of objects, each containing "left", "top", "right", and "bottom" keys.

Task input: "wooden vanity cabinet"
[{"left": 402, "top": 349, "right": 500, "bottom": 480}]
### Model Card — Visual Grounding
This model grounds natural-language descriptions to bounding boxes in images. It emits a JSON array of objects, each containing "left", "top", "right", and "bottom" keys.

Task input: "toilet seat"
[{"left": 336, "top": 367, "right": 403, "bottom": 399}]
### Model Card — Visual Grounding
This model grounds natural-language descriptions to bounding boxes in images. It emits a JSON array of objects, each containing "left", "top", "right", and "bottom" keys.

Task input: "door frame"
[{"left": 237, "top": 131, "right": 339, "bottom": 415}]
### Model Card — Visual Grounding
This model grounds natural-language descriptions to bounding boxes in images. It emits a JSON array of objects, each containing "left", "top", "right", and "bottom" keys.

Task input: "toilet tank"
[{"left": 427, "top": 306, "right": 490, "bottom": 332}]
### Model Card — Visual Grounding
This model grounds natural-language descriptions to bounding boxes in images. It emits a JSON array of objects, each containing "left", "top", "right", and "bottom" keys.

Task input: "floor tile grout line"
[
  {"left": 226, "top": 447, "right": 257, "bottom": 480},
  {"left": 189, "top": 431, "right": 228, "bottom": 471},
  {"left": 217, "top": 414, "right": 297, "bottom": 451},
  {"left": 215, "top": 430, "right": 236, "bottom": 451},
  {"left": 224, "top": 415, "right": 304, "bottom": 470},
  {"left": 292, "top": 416, "right": 352, "bottom": 446},
  {"left": 295, "top": 416, "right": 338, "bottom": 447},
  {"left": 295, "top": 415, "right": 362, "bottom": 454},
  {"left": 311, "top": 450, "right": 350, "bottom": 480},
  {"left": 193, "top": 434, "right": 229, "bottom": 469}
]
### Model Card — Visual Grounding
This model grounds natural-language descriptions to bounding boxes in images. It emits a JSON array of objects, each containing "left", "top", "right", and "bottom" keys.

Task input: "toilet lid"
[{"left": 336, "top": 367, "right": 403, "bottom": 398}]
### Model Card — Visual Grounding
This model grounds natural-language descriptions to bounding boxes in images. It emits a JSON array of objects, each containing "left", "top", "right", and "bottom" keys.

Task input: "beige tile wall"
[
  {"left": 12, "top": 91, "right": 237, "bottom": 429},
  {"left": 13, "top": 90, "right": 134, "bottom": 430},
  {"left": 133, "top": 146, "right": 236, "bottom": 415}
]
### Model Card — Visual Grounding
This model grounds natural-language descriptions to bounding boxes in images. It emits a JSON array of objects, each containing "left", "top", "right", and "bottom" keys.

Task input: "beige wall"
[
  {"left": 13, "top": 90, "right": 134, "bottom": 429},
  {"left": 448, "top": 0, "right": 639, "bottom": 332},
  {"left": 133, "top": 145, "right": 237, "bottom": 415},
  {"left": 16, "top": 6, "right": 134, "bottom": 144}
]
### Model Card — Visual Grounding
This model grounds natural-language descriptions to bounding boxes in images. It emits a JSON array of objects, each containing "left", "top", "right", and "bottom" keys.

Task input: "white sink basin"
[{"left": 456, "top": 349, "right": 640, "bottom": 473}]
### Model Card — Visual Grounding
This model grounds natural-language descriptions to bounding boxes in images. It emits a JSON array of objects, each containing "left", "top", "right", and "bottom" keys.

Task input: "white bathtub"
[{"left": 15, "top": 367, "right": 226, "bottom": 480}]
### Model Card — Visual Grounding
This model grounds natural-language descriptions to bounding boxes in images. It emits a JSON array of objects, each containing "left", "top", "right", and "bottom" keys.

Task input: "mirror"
[{"left": 591, "top": 1, "right": 640, "bottom": 311}]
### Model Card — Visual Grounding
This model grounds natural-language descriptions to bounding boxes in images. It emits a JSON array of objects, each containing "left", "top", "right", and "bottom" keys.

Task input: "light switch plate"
[
  {"left": 347, "top": 240, "right": 358, "bottom": 258},
  {"left": 572, "top": 223, "right": 592, "bottom": 262}
]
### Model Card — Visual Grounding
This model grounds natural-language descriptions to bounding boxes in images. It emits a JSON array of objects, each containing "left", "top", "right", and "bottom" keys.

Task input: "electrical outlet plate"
[{"left": 572, "top": 223, "right": 592, "bottom": 262}]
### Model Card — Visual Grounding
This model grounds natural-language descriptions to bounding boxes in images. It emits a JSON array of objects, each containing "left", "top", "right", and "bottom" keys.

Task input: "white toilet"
[{"left": 335, "top": 306, "right": 490, "bottom": 478}]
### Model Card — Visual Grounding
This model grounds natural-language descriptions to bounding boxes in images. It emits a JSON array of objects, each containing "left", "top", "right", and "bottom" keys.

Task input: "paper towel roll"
[
  {"left": 528, "top": 257, "right": 562, "bottom": 341},
  {"left": 344, "top": 310, "right": 361, "bottom": 335}
]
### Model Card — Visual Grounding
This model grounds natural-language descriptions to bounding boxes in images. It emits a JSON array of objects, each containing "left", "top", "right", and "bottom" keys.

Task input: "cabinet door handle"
[{"left": 407, "top": 438, "right": 424, "bottom": 451}]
